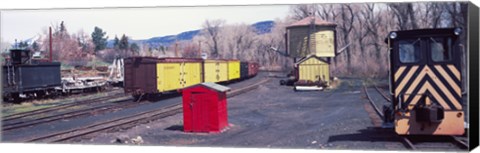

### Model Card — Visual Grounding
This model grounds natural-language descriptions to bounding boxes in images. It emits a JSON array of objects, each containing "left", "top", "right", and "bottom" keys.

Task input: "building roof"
[
  {"left": 287, "top": 16, "right": 336, "bottom": 28},
  {"left": 294, "top": 54, "right": 329, "bottom": 65},
  {"left": 187, "top": 82, "right": 231, "bottom": 92}
]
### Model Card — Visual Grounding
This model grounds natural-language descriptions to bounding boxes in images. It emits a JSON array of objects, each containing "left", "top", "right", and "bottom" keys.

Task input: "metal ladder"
[{"left": 6, "top": 62, "right": 15, "bottom": 86}]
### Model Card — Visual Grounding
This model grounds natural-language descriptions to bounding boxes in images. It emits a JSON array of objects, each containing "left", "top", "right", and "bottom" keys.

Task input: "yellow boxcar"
[
  {"left": 181, "top": 62, "right": 203, "bottom": 88},
  {"left": 227, "top": 60, "right": 240, "bottom": 81},
  {"left": 157, "top": 63, "right": 181, "bottom": 92},
  {"left": 157, "top": 59, "right": 203, "bottom": 92},
  {"left": 296, "top": 55, "right": 330, "bottom": 84},
  {"left": 204, "top": 60, "right": 228, "bottom": 83}
]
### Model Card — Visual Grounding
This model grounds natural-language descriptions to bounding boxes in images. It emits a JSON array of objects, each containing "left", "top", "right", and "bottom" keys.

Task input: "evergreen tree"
[
  {"left": 91, "top": 26, "right": 108, "bottom": 52},
  {"left": 113, "top": 35, "right": 120, "bottom": 49},
  {"left": 18, "top": 41, "right": 28, "bottom": 48},
  {"left": 57, "top": 21, "right": 68, "bottom": 38},
  {"left": 119, "top": 34, "right": 129, "bottom": 57},
  {"left": 130, "top": 43, "right": 140, "bottom": 55},
  {"left": 32, "top": 41, "right": 40, "bottom": 51},
  {"left": 60, "top": 21, "right": 66, "bottom": 32},
  {"left": 119, "top": 34, "right": 129, "bottom": 50}
]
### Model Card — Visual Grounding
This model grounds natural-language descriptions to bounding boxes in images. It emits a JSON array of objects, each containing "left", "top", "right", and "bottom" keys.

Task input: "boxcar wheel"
[
  {"left": 11, "top": 93, "right": 21, "bottom": 103},
  {"left": 133, "top": 95, "right": 142, "bottom": 102}
]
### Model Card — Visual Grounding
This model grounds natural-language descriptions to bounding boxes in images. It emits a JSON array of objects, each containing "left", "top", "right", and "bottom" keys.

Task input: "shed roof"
[
  {"left": 187, "top": 82, "right": 231, "bottom": 92},
  {"left": 287, "top": 16, "right": 336, "bottom": 28},
  {"left": 295, "top": 54, "right": 329, "bottom": 65}
]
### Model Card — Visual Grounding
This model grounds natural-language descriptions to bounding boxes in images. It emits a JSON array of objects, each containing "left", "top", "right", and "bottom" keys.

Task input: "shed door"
[{"left": 191, "top": 92, "right": 212, "bottom": 132}]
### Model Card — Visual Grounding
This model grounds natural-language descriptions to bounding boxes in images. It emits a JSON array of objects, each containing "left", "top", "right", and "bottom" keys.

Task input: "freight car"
[
  {"left": 227, "top": 60, "right": 241, "bottom": 81},
  {"left": 2, "top": 49, "right": 112, "bottom": 102},
  {"left": 204, "top": 59, "right": 228, "bottom": 83},
  {"left": 240, "top": 61, "right": 249, "bottom": 79},
  {"left": 123, "top": 57, "right": 258, "bottom": 100},
  {"left": 123, "top": 57, "right": 204, "bottom": 99},
  {"left": 383, "top": 28, "right": 465, "bottom": 135},
  {"left": 248, "top": 62, "right": 259, "bottom": 77},
  {"left": 2, "top": 49, "right": 62, "bottom": 102},
  {"left": 156, "top": 58, "right": 203, "bottom": 92}
]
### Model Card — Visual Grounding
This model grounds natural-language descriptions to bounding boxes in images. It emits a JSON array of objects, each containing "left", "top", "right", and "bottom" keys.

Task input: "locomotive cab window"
[
  {"left": 430, "top": 37, "right": 452, "bottom": 62},
  {"left": 398, "top": 39, "right": 421, "bottom": 63}
]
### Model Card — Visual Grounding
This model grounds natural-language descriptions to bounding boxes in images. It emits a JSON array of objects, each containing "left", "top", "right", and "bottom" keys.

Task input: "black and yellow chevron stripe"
[{"left": 393, "top": 64, "right": 462, "bottom": 110}]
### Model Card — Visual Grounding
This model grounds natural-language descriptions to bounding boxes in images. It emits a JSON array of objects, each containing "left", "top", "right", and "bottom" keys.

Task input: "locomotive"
[
  {"left": 383, "top": 28, "right": 465, "bottom": 135},
  {"left": 2, "top": 49, "right": 62, "bottom": 102}
]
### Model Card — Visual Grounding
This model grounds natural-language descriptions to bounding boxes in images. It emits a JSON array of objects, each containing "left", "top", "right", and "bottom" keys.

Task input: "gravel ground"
[
  {"left": 72, "top": 78, "right": 409, "bottom": 151},
  {"left": 1, "top": 73, "right": 268, "bottom": 142},
  {"left": 3, "top": 75, "right": 467, "bottom": 151}
]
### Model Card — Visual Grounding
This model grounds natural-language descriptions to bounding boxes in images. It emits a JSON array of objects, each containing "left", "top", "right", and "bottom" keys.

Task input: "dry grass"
[{"left": 2, "top": 90, "right": 122, "bottom": 116}]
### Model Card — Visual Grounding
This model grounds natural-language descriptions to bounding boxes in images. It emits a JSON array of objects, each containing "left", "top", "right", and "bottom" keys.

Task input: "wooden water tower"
[
  {"left": 283, "top": 16, "right": 338, "bottom": 90},
  {"left": 286, "top": 16, "right": 337, "bottom": 59}
]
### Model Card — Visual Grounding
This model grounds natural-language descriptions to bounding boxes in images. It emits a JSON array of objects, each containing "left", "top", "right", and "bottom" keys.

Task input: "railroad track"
[
  {"left": 401, "top": 135, "right": 469, "bottom": 150},
  {"left": 363, "top": 84, "right": 469, "bottom": 151},
  {"left": 373, "top": 85, "right": 391, "bottom": 102},
  {"left": 2, "top": 98, "right": 135, "bottom": 131},
  {"left": 3, "top": 92, "right": 127, "bottom": 121},
  {"left": 363, "top": 85, "right": 385, "bottom": 118},
  {"left": 3, "top": 92, "right": 186, "bottom": 131},
  {"left": 23, "top": 78, "right": 271, "bottom": 143}
]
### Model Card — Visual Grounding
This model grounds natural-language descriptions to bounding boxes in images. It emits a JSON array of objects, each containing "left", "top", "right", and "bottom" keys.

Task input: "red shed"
[{"left": 182, "top": 82, "right": 231, "bottom": 133}]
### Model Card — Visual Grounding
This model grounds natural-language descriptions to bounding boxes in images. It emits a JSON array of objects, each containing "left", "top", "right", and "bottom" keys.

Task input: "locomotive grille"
[{"left": 394, "top": 64, "right": 462, "bottom": 111}]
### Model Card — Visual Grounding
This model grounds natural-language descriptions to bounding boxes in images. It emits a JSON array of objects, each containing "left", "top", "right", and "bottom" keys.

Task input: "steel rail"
[
  {"left": 2, "top": 98, "right": 134, "bottom": 131},
  {"left": 23, "top": 78, "right": 271, "bottom": 143},
  {"left": 3, "top": 92, "right": 126, "bottom": 121},
  {"left": 363, "top": 85, "right": 384, "bottom": 118},
  {"left": 451, "top": 136, "right": 469, "bottom": 149},
  {"left": 374, "top": 85, "right": 391, "bottom": 102}
]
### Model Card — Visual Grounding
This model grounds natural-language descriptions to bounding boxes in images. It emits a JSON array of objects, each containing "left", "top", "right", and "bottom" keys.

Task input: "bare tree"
[
  {"left": 361, "top": 4, "right": 383, "bottom": 60},
  {"left": 202, "top": 19, "right": 225, "bottom": 58},
  {"left": 76, "top": 30, "right": 95, "bottom": 54},
  {"left": 338, "top": 4, "right": 355, "bottom": 71},
  {"left": 39, "top": 22, "right": 92, "bottom": 66},
  {"left": 182, "top": 42, "right": 201, "bottom": 58},
  {"left": 355, "top": 5, "right": 370, "bottom": 64},
  {"left": 221, "top": 24, "right": 256, "bottom": 59},
  {"left": 290, "top": 4, "right": 318, "bottom": 20},
  {"left": 388, "top": 3, "right": 418, "bottom": 30},
  {"left": 316, "top": 4, "right": 338, "bottom": 22}
]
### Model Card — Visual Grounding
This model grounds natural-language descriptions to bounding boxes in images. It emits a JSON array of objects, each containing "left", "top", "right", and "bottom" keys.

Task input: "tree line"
[
  {"left": 12, "top": 21, "right": 140, "bottom": 66},
  {"left": 6, "top": 2, "right": 467, "bottom": 78},
  {"left": 289, "top": 2, "right": 467, "bottom": 78},
  {"left": 174, "top": 2, "right": 467, "bottom": 78}
]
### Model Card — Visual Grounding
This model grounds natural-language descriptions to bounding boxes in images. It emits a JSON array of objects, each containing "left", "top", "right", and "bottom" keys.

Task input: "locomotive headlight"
[
  {"left": 389, "top": 32, "right": 397, "bottom": 39},
  {"left": 454, "top": 28, "right": 462, "bottom": 35}
]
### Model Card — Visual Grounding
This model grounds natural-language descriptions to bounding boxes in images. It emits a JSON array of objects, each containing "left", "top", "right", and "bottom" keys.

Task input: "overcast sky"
[{"left": 1, "top": 4, "right": 290, "bottom": 43}]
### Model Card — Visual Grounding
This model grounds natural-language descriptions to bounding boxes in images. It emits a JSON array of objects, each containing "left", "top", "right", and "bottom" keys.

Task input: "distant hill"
[
  {"left": 252, "top": 20, "right": 275, "bottom": 34},
  {"left": 107, "top": 20, "right": 274, "bottom": 48},
  {"left": 144, "top": 30, "right": 200, "bottom": 48}
]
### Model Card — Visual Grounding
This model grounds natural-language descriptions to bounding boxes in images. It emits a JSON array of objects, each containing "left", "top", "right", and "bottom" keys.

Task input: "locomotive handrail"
[
  {"left": 7, "top": 64, "right": 12, "bottom": 85},
  {"left": 387, "top": 38, "right": 394, "bottom": 96},
  {"left": 459, "top": 44, "right": 467, "bottom": 95}
]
